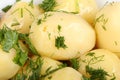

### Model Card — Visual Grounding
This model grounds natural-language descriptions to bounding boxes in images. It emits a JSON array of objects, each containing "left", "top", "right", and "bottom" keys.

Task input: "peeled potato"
[
  {"left": 95, "top": 2, "right": 120, "bottom": 57},
  {"left": 53, "top": 0, "right": 98, "bottom": 25},
  {"left": 78, "top": 49, "right": 120, "bottom": 80},
  {"left": 0, "top": 1, "right": 42, "bottom": 33},
  {"left": 29, "top": 11, "right": 96, "bottom": 60},
  {"left": 43, "top": 67, "right": 82, "bottom": 80},
  {"left": 0, "top": 48, "right": 20, "bottom": 80}
]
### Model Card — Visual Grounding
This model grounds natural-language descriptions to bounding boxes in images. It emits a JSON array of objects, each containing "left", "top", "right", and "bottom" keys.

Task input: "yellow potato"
[
  {"left": 29, "top": 12, "right": 96, "bottom": 60},
  {"left": 54, "top": 0, "right": 98, "bottom": 25},
  {"left": 95, "top": 2, "right": 120, "bottom": 57},
  {"left": 0, "top": 1, "right": 42, "bottom": 33},
  {"left": 78, "top": 49, "right": 120, "bottom": 80},
  {"left": 0, "top": 48, "right": 20, "bottom": 80},
  {"left": 43, "top": 67, "right": 82, "bottom": 80}
]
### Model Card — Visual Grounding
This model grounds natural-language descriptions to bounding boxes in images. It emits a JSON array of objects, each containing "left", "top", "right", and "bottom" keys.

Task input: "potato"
[
  {"left": 78, "top": 49, "right": 120, "bottom": 80},
  {"left": 53, "top": 0, "right": 98, "bottom": 25},
  {"left": 29, "top": 11, "right": 96, "bottom": 60},
  {"left": 95, "top": 2, "right": 120, "bottom": 57},
  {"left": 0, "top": 47, "right": 20, "bottom": 80},
  {"left": 43, "top": 67, "right": 82, "bottom": 80},
  {"left": 0, "top": 1, "right": 42, "bottom": 33}
]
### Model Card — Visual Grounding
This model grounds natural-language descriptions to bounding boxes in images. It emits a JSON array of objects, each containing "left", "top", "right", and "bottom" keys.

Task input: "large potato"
[
  {"left": 0, "top": 48, "right": 20, "bottom": 80},
  {"left": 0, "top": 1, "right": 42, "bottom": 33},
  {"left": 43, "top": 67, "right": 82, "bottom": 80},
  {"left": 78, "top": 49, "right": 120, "bottom": 80},
  {"left": 29, "top": 12, "right": 96, "bottom": 60},
  {"left": 95, "top": 2, "right": 120, "bottom": 57}
]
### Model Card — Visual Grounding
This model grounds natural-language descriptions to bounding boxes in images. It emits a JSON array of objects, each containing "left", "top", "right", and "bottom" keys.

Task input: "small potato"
[
  {"left": 43, "top": 67, "right": 82, "bottom": 80},
  {"left": 0, "top": 1, "right": 42, "bottom": 33},
  {"left": 78, "top": 49, "right": 120, "bottom": 80},
  {"left": 29, "top": 12, "right": 96, "bottom": 60},
  {"left": 95, "top": 2, "right": 120, "bottom": 57},
  {"left": 0, "top": 48, "right": 20, "bottom": 80},
  {"left": 53, "top": 0, "right": 98, "bottom": 25}
]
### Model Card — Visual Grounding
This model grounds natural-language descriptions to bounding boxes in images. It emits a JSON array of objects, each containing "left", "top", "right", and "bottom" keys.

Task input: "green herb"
[
  {"left": 21, "top": 8, "right": 23, "bottom": 18},
  {"left": 37, "top": 13, "right": 52, "bottom": 25},
  {"left": 29, "top": 0, "right": 34, "bottom": 8},
  {"left": 11, "top": 8, "right": 20, "bottom": 15},
  {"left": 48, "top": 32, "right": 51, "bottom": 40},
  {"left": 11, "top": 19, "right": 20, "bottom": 27},
  {"left": 58, "top": 25, "right": 61, "bottom": 33},
  {"left": 37, "top": 19, "right": 42, "bottom": 25},
  {"left": 13, "top": 46, "right": 28, "bottom": 66},
  {"left": 1, "top": 26, "right": 19, "bottom": 52},
  {"left": 83, "top": 52, "right": 104, "bottom": 65},
  {"left": 86, "top": 65, "right": 109, "bottom": 80},
  {"left": 2, "top": 5, "right": 12, "bottom": 12},
  {"left": 0, "top": 25, "right": 28, "bottom": 66},
  {"left": 70, "top": 58, "right": 79, "bottom": 70},
  {"left": 27, "top": 57, "right": 43, "bottom": 80},
  {"left": 24, "top": 8, "right": 35, "bottom": 19},
  {"left": 55, "top": 36, "right": 67, "bottom": 49},
  {"left": 16, "top": 0, "right": 21, "bottom": 2},
  {"left": 12, "top": 56, "right": 43, "bottom": 80},
  {"left": 19, "top": 33, "right": 39, "bottom": 55},
  {"left": 41, "top": 64, "right": 66, "bottom": 78},
  {"left": 40, "top": 0, "right": 57, "bottom": 12},
  {"left": 95, "top": 14, "right": 108, "bottom": 31}
]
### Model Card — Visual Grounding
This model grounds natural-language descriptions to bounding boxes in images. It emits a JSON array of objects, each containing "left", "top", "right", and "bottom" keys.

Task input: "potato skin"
[
  {"left": 78, "top": 49, "right": 120, "bottom": 80},
  {"left": 29, "top": 12, "right": 96, "bottom": 60},
  {"left": 95, "top": 2, "right": 120, "bottom": 57},
  {"left": 0, "top": 48, "right": 20, "bottom": 80},
  {"left": 0, "top": 1, "right": 42, "bottom": 33}
]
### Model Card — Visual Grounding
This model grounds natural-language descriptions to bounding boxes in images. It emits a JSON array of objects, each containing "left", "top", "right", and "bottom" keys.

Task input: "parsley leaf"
[
  {"left": 1, "top": 28, "right": 18, "bottom": 52},
  {"left": 55, "top": 36, "right": 67, "bottom": 49},
  {"left": 40, "top": 0, "right": 57, "bottom": 12}
]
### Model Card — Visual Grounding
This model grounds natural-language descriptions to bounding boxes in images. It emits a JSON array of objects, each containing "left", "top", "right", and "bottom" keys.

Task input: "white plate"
[{"left": 0, "top": 0, "right": 120, "bottom": 13}]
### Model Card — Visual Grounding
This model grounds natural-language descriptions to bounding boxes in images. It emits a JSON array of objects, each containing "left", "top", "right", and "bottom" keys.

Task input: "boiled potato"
[
  {"left": 0, "top": 1, "right": 42, "bottom": 33},
  {"left": 95, "top": 2, "right": 120, "bottom": 57},
  {"left": 0, "top": 47, "right": 20, "bottom": 80},
  {"left": 47, "top": 0, "right": 98, "bottom": 25},
  {"left": 29, "top": 11, "right": 96, "bottom": 60},
  {"left": 78, "top": 49, "right": 120, "bottom": 80},
  {"left": 43, "top": 67, "right": 82, "bottom": 80}
]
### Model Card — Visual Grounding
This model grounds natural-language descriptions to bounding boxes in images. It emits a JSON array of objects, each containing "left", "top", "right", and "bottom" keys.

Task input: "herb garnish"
[
  {"left": 40, "top": 0, "right": 57, "bottom": 12},
  {"left": 55, "top": 36, "right": 67, "bottom": 49},
  {"left": 2, "top": 5, "right": 12, "bottom": 12},
  {"left": 0, "top": 25, "right": 39, "bottom": 66},
  {"left": 81, "top": 52, "right": 116, "bottom": 80},
  {"left": 86, "top": 65, "right": 109, "bottom": 80},
  {"left": 70, "top": 58, "right": 79, "bottom": 70},
  {"left": 29, "top": 0, "right": 34, "bottom": 8},
  {"left": 95, "top": 14, "right": 108, "bottom": 31}
]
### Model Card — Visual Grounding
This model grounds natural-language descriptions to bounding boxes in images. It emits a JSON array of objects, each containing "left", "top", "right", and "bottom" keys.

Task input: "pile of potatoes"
[{"left": 0, "top": 0, "right": 120, "bottom": 80}]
